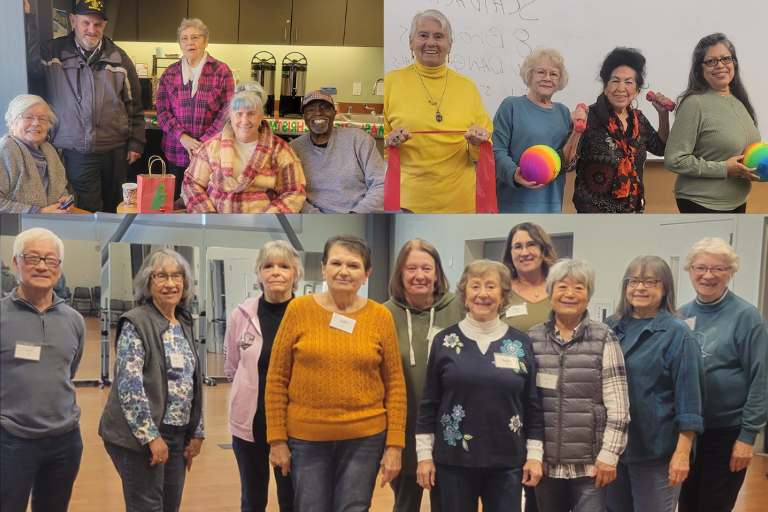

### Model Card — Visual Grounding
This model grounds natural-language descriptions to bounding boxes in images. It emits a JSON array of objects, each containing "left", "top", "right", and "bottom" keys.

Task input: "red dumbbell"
[
  {"left": 574, "top": 103, "right": 588, "bottom": 133},
  {"left": 646, "top": 91, "right": 675, "bottom": 112}
]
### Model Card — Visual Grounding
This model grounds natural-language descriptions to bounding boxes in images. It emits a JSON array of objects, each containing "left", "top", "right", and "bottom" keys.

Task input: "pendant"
[{"left": 436, "top": 112, "right": 443, "bottom": 122}]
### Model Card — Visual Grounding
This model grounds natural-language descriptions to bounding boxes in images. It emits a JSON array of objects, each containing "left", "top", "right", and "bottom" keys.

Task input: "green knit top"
[{"left": 664, "top": 90, "right": 761, "bottom": 210}]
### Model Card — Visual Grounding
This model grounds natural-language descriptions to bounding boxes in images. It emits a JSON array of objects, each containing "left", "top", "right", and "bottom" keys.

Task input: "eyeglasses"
[
  {"left": 534, "top": 69, "right": 560, "bottom": 80},
  {"left": 512, "top": 241, "right": 540, "bottom": 252},
  {"left": 625, "top": 278, "right": 660, "bottom": 288},
  {"left": 151, "top": 273, "right": 184, "bottom": 283},
  {"left": 18, "top": 254, "right": 61, "bottom": 268},
  {"left": 303, "top": 103, "right": 335, "bottom": 115},
  {"left": 179, "top": 35, "right": 203, "bottom": 43},
  {"left": 690, "top": 265, "right": 731, "bottom": 275},
  {"left": 19, "top": 114, "right": 51, "bottom": 125},
  {"left": 702, "top": 56, "right": 734, "bottom": 67}
]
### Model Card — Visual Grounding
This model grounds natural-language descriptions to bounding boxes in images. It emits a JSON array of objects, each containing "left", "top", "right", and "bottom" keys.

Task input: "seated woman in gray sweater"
[
  {"left": 290, "top": 89, "right": 385, "bottom": 213},
  {"left": 1, "top": 94, "right": 71, "bottom": 213}
]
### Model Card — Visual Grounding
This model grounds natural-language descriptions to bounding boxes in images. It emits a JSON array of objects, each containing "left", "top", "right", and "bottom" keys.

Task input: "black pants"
[
  {"left": 232, "top": 399, "right": 294, "bottom": 512},
  {"left": 676, "top": 198, "right": 747, "bottom": 214},
  {"left": 165, "top": 161, "right": 186, "bottom": 202},
  {"left": 390, "top": 472, "right": 443, "bottom": 512},
  {"left": 524, "top": 485, "right": 539, "bottom": 512},
  {"left": 678, "top": 426, "right": 748, "bottom": 512},
  {"left": 62, "top": 147, "right": 128, "bottom": 212}
]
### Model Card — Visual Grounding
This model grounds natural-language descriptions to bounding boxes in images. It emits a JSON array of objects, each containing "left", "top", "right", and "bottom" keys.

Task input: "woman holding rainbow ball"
[
  {"left": 492, "top": 47, "right": 580, "bottom": 213},
  {"left": 665, "top": 33, "right": 761, "bottom": 213}
]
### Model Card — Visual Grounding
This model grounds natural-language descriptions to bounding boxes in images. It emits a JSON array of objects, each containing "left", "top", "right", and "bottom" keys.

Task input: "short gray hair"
[
  {"left": 5, "top": 94, "right": 57, "bottom": 130},
  {"left": 409, "top": 9, "right": 453, "bottom": 42},
  {"left": 520, "top": 47, "right": 570, "bottom": 91},
  {"left": 684, "top": 237, "right": 740, "bottom": 273},
  {"left": 133, "top": 248, "right": 194, "bottom": 309},
  {"left": 613, "top": 255, "right": 678, "bottom": 323},
  {"left": 254, "top": 240, "right": 304, "bottom": 293},
  {"left": 546, "top": 258, "right": 596, "bottom": 301},
  {"left": 13, "top": 227, "right": 65, "bottom": 261},
  {"left": 456, "top": 259, "right": 512, "bottom": 314},
  {"left": 177, "top": 18, "right": 209, "bottom": 41},
  {"left": 228, "top": 81, "right": 266, "bottom": 118}
]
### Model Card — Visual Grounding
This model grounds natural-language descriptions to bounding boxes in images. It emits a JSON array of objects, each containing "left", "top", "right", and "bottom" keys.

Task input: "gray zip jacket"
[
  {"left": 0, "top": 289, "right": 85, "bottom": 439},
  {"left": 26, "top": 14, "right": 146, "bottom": 155}
]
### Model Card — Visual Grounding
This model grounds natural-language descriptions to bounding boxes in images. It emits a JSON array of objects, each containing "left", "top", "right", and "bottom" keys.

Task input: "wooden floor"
[{"left": 38, "top": 382, "right": 766, "bottom": 512}]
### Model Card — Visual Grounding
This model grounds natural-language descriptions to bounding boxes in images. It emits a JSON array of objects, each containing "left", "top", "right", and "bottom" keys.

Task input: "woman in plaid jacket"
[{"left": 156, "top": 18, "right": 235, "bottom": 201}]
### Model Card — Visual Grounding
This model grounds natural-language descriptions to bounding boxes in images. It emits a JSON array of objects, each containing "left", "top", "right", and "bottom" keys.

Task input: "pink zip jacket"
[{"left": 224, "top": 296, "right": 264, "bottom": 442}]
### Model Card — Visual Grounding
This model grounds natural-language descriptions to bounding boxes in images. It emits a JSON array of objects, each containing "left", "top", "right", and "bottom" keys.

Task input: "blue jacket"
[{"left": 607, "top": 312, "right": 705, "bottom": 464}]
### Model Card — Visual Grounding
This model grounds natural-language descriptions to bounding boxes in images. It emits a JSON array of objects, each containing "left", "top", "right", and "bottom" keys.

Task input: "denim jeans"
[
  {"left": 436, "top": 463, "right": 523, "bottom": 512},
  {"left": 0, "top": 425, "right": 83, "bottom": 512},
  {"left": 104, "top": 424, "right": 189, "bottom": 512},
  {"left": 606, "top": 459, "right": 681, "bottom": 512},
  {"left": 535, "top": 474, "right": 607, "bottom": 512},
  {"left": 390, "top": 472, "right": 442, "bottom": 512},
  {"left": 288, "top": 431, "right": 386, "bottom": 512}
]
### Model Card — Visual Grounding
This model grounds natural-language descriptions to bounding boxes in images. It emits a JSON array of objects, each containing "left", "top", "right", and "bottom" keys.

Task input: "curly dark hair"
[{"left": 599, "top": 47, "right": 646, "bottom": 90}]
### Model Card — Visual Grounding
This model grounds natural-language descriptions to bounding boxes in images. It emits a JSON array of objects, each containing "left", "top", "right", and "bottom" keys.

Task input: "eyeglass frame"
[
  {"left": 18, "top": 253, "right": 62, "bottom": 268},
  {"left": 702, "top": 56, "right": 735, "bottom": 67},
  {"left": 511, "top": 241, "right": 540, "bottom": 252},
  {"left": 179, "top": 34, "right": 204, "bottom": 44},
  {"left": 625, "top": 277, "right": 661, "bottom": 288},
  {"left": 690, "top": 265, "right": 732, "bottom": 276},
  {"left": 534, "top": 69, "right": 561, "bottom": 80},
  {"left": 151, "top": 273, "right": 184, "bottom": 284},
  {"left": 18, "top": 113, "right": 51, "bottom": 125}
]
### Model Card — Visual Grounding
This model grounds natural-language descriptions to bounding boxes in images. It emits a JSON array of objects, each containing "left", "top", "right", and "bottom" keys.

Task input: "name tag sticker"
[
  {"left": 536, "top": 372, "right": 558, "bottom": 390},
  {"left": 170, "top": 353, "right": 185, "bottom": 369},
  {"left": 506, "top": 303, "right": 528, "bottom": 318},
  {"left": 330, "top": 313, "right": 356, "bottom": 334},
  {"left": 15, "top": 343, "right": 41, "bottom": 362},
  {"left": 684, "top": 317, "right": 696, "bottom": 330},
  {"left": 494, "top": 353, "right": 520, "bottom": 370}
]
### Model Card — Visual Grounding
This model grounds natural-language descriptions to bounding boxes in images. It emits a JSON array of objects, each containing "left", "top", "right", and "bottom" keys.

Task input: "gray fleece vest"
[
  {"left": 98, "top": 302, "right": 202, "bottom": 452},
  {"left": 529, "top": 314, "right": 608, "bottom": 465}
]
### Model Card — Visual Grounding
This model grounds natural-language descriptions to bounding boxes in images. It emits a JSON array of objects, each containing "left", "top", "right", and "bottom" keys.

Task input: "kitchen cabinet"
[
  {"left": 137, "top": 0, "right": 187, "bottom": 42},
  {"left": 238, "top": 0, "right": 292, "bottom": 45},
  {"left": 290, "top": 0, "right": 347, "bottom": 46},
  {"left": 344, "top": 0, "right": 383, "bottom": 47},
  {"left": 188, "top": 0, "right": 240, "bottom": 44},
  {"left": 113, "top": 0, "right": 138, "bottom": 42}
]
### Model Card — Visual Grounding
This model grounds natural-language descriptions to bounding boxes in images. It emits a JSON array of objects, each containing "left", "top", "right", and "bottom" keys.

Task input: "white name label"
[
  {"left": 505, "top": 303, "right": 528, "bottom": 318},
  {"left": 684, "top": 317, "right": 696, "bottom": 330},
  {"left": 15, "top": 343, "right": 41, "bottom": 362},
  {"left": 330, "top": 313, "right": 356, "bottom": 334},
  {"left": 536, "top": 372, "right": 559, "bottom": 390},
  {"left": 170, "top": 353, "right": 185, "bottom": 369},
  {"left": 494, "top": 353, "right": 520, "bottom": 370}
]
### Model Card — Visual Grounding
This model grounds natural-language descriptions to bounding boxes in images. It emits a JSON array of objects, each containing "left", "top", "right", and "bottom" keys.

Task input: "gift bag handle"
[{"left": 147, "top": 155, "right": 166, "bottom": 177}]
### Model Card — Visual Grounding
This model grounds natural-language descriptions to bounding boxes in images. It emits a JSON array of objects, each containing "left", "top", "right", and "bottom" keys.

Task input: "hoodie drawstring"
[{"left": 406, "top": 307, "right": 437, "bottom": 366}]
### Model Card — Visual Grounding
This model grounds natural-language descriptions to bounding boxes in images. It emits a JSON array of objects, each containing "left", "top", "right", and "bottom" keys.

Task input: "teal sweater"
[
  {"left": 664, "top": 90, "right": 761, "bottom": 210},
  {"left": 679, "top": 290, "right": 767, "bottom": 444}
]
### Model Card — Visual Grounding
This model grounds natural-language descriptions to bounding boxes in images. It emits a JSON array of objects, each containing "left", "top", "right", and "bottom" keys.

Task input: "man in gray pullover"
[
  {"left": 290, "top": 89, "right": 385, "bottom": 213},
  {"left": 0, "top": 227, "right": 85, "bottom": 512}
]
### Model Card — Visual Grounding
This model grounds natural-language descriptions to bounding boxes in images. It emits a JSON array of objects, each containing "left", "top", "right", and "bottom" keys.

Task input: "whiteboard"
[{"left": 384, "top": 0, "right": 768, "bottom": 131}]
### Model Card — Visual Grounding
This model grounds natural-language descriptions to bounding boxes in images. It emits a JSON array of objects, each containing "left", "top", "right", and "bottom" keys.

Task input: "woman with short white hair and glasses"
[
  {"left": 1, "top": 94, "right": 71, "bottom": 213},
  {"left": 677, "top": 238, "right": 767, "bottom": 512},
  {"left": 606, "top": 256, "right": 705, "bottom": 512}
]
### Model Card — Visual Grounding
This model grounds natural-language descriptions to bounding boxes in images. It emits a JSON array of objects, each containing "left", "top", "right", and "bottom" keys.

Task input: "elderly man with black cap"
[
  {"left": 25, "top": 0, "right": 145, "bottom": 213},
  {"left": 289, "top": 89, "right": 385, "bottom": 213}
]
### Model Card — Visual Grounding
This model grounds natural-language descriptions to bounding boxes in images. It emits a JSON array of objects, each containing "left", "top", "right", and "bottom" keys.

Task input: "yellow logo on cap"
[{"left": 84, "top": 0, "right": 104, "bottom": 9}]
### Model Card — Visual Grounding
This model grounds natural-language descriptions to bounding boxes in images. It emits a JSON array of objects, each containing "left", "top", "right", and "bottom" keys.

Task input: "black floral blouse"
[{"left": 569, "top": 97, "right": 666, "bottom": 213}]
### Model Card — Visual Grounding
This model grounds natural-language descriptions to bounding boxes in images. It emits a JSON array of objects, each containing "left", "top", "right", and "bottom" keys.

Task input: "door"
[
  {"left": 138, "top": 0, "right": 188, "bottom": 42},
  {"left": 344, "top": 0, "right": 383, "bottom": 47},
  {"left": 290, "top": 0, "right": 347, "bottom": 46},
  {"left": 239, "top": 0, "right": 292, "bottom": 45},
  {"left": 224, "top": 258, "right": 253, "bottom": 325},
  {"left": 188, "top": 0, "right": 240, "bottom": 44}
]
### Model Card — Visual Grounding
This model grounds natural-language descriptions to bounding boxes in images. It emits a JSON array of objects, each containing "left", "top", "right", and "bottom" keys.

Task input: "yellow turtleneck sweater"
[
  {"left": 265, "top": 295, "right": 407, "bottom": 447},
  {"left": 384, "top": 61, "right": 493, "bottom": 213}
]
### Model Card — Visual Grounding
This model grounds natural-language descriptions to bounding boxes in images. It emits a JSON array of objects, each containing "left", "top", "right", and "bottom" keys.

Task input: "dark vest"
[
  {"left": 528, "top": 311, "right": 608, "bottom": 465},
  {"left": 98, "top": 301, "right": 202, "bottom": 452}
]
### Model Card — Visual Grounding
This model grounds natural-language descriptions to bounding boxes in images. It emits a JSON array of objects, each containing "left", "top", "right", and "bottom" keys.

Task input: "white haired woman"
[
  {"left": 606, "top": 256, "right": 704, "bottom": 512},
  {"left": 416, "top": 260, "right": 543, "bottom": 512},
  {"left": 224, "top": 241, "right": 302, "bottom": 512},
  {"left": 99, "top": 248, "right": 204, "bottom": 512},
  {"left": 1, "top": 94, "right": 71, "bottom": 213},
  {"left": 527, "top": 259, "right": 630, "bottom": 512},
  {"left": 492, "top": 48, "right": 577, "bottom": 213},
  {"left": 383, "top": 9, "right": 493, "bottom": 213},
  {"left": 678, "top": 238, "right": 767, "bottom": 512},
  {"left": 156, "top": 18, "right": 235, "bottom": 201},
  {"left": 182, "top": 81, "right": 306, "bottom": 213}
]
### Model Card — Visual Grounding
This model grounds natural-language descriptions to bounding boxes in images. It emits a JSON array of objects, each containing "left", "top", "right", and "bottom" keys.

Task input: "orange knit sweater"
[{"left": 265, "top": 295, "right": 407, "bottom": 447}]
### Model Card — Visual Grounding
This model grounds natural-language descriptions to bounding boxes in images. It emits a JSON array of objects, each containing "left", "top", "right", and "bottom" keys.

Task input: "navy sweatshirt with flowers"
[{"left": 416, "top": 324, "right": 543, "bottom": 468}]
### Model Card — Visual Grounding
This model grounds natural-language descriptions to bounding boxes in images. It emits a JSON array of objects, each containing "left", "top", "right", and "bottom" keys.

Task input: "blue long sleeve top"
[{"left": 491, "top": 95, "right": 571, "bottom": 213}]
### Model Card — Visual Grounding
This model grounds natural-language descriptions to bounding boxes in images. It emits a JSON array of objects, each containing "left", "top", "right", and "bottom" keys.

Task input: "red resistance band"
[{"left": 384, "top": 131, "right": 499, "bottom": 213}]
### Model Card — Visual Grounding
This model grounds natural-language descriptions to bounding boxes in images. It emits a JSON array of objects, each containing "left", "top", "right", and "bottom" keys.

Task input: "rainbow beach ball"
[
  {"left": 744, "top": 142, "right": 768, "bottom": 182},
  {"left": 520, "top": 145, "right": 561, "bottom": 185}
]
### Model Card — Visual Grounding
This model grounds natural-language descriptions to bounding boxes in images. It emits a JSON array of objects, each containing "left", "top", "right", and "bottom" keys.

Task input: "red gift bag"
[
  {"left": 384, "top": 131, "right": 498, "bottom": 213},
  {"left": 137, "top": 156, "right": 174, "bottom": 213}
]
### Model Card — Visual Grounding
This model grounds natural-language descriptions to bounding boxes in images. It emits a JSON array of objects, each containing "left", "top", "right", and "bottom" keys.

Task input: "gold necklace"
[{"left": 414, "top": 68, "right": 448, "bottom": 122}]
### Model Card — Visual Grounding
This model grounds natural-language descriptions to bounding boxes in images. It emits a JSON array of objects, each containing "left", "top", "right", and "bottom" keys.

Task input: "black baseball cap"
[{"left": 73, "top": 0, "right": 109, "bottom": 21}]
